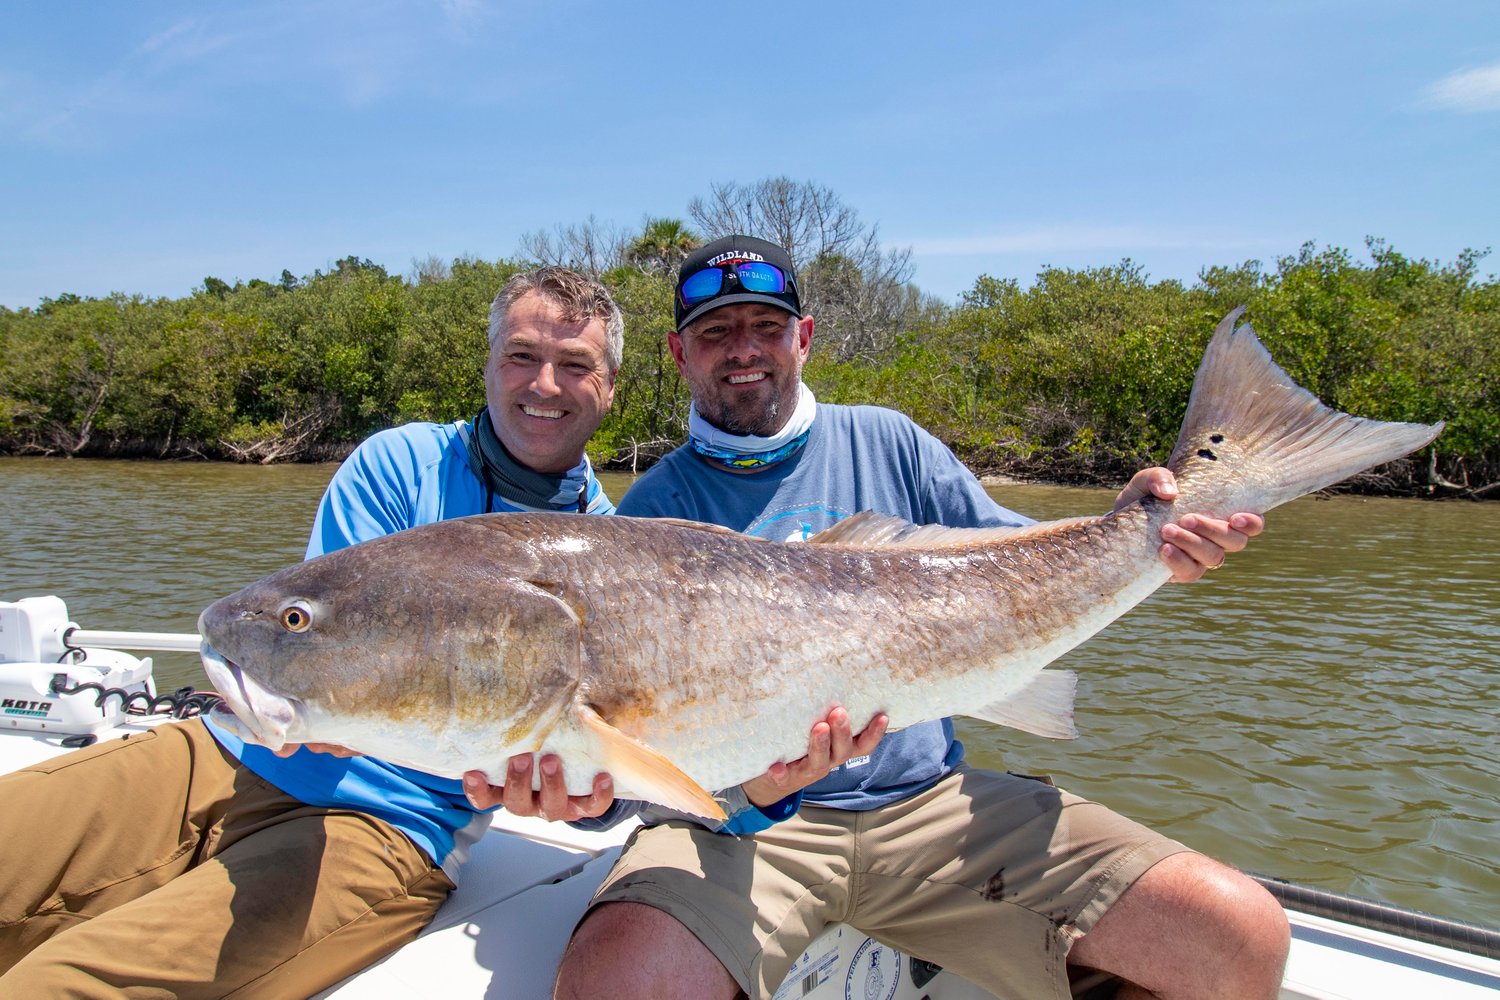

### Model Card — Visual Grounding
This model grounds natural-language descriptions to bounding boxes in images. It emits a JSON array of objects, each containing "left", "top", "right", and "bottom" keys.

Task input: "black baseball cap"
[{"left": 674, "top": 235, "right": 803, "bottom": 330}]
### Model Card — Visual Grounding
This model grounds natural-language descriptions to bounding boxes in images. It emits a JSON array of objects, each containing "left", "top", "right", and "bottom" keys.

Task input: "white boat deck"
[{"left": 320, "top": 834, "right": 623, "bottom": 999}]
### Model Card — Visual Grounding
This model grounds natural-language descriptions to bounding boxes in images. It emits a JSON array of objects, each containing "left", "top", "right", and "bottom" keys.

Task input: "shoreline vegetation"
[{"left": 4, "top": 185, "right": 1495, "bottom": 499}]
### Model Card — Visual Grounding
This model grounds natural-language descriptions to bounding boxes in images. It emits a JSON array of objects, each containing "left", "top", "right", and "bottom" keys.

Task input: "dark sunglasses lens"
[
  {"left": 680, "top": 268, "right": 725, "bottom": 304},
  {"left": 736, "top": 262, "right": 786, "bottom": 293}
]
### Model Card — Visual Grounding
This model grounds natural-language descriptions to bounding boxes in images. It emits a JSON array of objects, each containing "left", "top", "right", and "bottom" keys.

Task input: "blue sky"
[{"left": 3, "top": 1, "right": 1497, "bottom": 309}]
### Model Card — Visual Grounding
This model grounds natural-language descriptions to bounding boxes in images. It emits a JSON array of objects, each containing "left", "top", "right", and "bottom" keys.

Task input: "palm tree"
[{"left": 624, "top": 217, "right": 702, "bottom": 275}]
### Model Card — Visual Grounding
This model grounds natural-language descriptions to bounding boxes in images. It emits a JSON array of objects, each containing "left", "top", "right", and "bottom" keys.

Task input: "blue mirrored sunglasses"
[{"left": 678, "top": 261, "right": 788, "bottom": 307}]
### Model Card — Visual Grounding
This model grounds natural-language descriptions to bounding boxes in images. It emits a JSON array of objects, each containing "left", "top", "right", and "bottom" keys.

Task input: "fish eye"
[{"left": 280, "top": 602, "right": 313, "bottom": 633}]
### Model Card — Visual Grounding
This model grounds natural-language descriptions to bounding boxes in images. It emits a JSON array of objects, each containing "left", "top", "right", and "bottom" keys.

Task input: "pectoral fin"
[
  {"left": 965, "top": 670, "right": 1079, "bottom": 739},
  {"left": 574, "top": 704, "right": 727, "bottom": 821}
]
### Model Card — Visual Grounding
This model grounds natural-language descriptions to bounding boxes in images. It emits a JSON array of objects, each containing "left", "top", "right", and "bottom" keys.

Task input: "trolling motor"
[{"left": 0, "top": 596, "right": 203, "bottom": 738}]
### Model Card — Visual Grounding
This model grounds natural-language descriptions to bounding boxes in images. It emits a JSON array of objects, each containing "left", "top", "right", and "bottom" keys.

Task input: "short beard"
[{"left": 706, "top": 393, "right": 784, "bottom": 437}]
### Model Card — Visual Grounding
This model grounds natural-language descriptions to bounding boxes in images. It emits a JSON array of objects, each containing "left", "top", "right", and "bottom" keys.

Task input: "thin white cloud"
[
  {"left": 139, "top": 19, "right": 197, "bottom": 54},
  {"left": 13, "top": 12, "right": 258, "bottom": 147},
  {"left": 439, "top": 0, "right": 486, "bottom": 23},
  {"left": 1420, "top": 62, "right": 1500, "bottom": 113},
  {"left": 7, "top": 3, "right": 503, "bottom": 146},
  {"left": 136, "top": 18, "right": 243, "bottom": 64},
  {"left": 905, "top": 226, "right": 1265, "bottom": 257}
]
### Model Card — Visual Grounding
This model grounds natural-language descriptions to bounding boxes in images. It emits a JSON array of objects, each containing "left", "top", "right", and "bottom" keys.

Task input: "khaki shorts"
[
  {"left": 0, "top": 720, "right": 455, "bottom": 998},
  {"left": 588, "top": 766, "right": 1188, "bottom": 1000}
]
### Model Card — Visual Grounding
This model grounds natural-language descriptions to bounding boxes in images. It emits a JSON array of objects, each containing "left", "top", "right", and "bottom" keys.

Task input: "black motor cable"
[{"left": 48, "top": 674, "right": 223, "bottom": 720}]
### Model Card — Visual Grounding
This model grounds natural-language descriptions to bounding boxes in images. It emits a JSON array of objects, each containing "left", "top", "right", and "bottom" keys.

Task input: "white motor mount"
[{"left": 0, "top": 596, "right": 157, "bottom": 735}]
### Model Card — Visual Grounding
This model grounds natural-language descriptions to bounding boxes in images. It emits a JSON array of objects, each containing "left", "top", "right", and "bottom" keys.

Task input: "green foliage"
[
  {"left": 0, "top": 235, "right": 1492, "bottom": 496},
  {"left": 809, "top": 244, "right": 1493, "bottom": 493},
  {"left": 594, "top": 266, "right": 687, "bottom": 468},
  {"left": 389, "top": 257, "right": 518, "bottom": 425},
  {"left": 1245, "top": 240, "right": 1497, "bottom": 490},
  {"left": 865, "top": 262, "right": 1204, "bottom": 479}
]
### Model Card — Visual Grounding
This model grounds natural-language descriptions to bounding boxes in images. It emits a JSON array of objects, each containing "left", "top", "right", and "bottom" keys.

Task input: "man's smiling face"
[
  {"left": 484, "top": 290, "right": 616, "bottom": 474},
  {"left": 670, "top": 302, "right": 812, "bottom": 438}
]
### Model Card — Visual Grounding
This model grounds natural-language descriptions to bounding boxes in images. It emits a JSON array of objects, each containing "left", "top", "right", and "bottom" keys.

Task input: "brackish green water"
[{"left": 3, "top": 457, "right": 1496, "bottom": 928}]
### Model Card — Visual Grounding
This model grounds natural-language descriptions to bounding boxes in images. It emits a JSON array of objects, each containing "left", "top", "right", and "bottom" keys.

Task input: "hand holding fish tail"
[
  {"left": 1160, "top": 512, "right": 1262, "bottom": 582},
  {"left": 1114, "top": 467, "right": 1265, "bottom": 583},
  {"left": 741, "top": 708, "right": 890, "bottom": 808},
  {"left": 461, "top": 753, "right": 614, "bottom": 821}
]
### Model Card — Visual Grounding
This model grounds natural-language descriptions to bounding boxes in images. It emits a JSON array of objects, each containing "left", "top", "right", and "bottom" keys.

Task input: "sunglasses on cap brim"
[{"left": 678, "top": 261, "right": 789, "bottom": 307}]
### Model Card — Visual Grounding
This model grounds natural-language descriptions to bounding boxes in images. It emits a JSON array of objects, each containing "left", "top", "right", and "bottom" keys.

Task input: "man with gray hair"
[{"left": 0, "top": 265, "right": 622, "bottom": 996}]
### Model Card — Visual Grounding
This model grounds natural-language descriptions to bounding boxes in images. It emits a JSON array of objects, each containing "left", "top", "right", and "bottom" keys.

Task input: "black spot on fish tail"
[
  {"left": 1197, "top": 448, "right": 1218, "bottom": 461},
  {"left": 982, "top": 867, "right": 1005, "bottom": 902},
  {"left": 1210, "top": 433, "right": 1225, "bottom": 443}
]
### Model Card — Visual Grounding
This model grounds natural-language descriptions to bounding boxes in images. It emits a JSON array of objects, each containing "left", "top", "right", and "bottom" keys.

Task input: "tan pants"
[
  {"left": 0, "top": 720, "right": 454, "bottom": 998},
  {"left": 589, "top": 767, "right": 1188, "bottom": 1000}
]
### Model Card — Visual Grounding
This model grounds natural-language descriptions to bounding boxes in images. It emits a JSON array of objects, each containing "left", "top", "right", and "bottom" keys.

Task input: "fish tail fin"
[
  {"left": 1165, "top": 308, "right": 1444, "bottom": 514},
  {"left": 574, "top": 704, "right": 727, "bottom": 821}
]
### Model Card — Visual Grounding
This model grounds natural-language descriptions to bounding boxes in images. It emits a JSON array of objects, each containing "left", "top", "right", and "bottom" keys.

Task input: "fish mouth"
[{"left": 198, "top": 640, "right": 301, "bottom": 751}]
